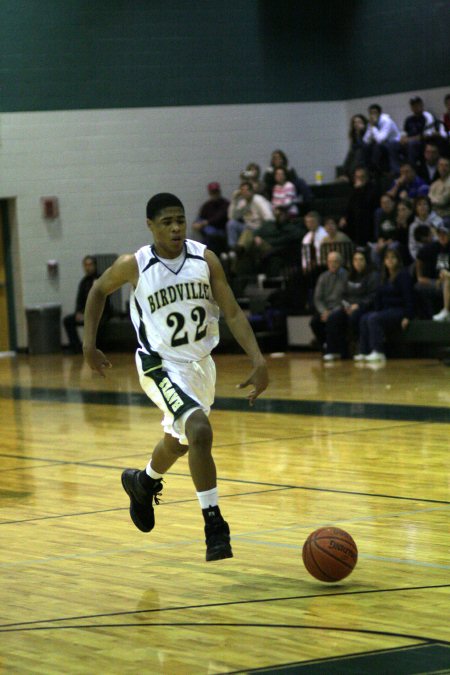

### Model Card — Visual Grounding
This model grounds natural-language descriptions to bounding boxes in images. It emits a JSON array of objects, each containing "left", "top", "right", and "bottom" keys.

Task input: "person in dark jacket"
[
  {"left": 339, "top": 167, "right": 378, "bottom": 246},
  {"left": 192, "top": 182, "right": 230, "bottom": 256},
  {"left": 354, "top": 246, "right": 414, "bottom": 363},
  {"left": 63, "top": 256, "right": 99, "bottom": 353},
  {"left": 323, "top": 249, "right": 379, "bottom": 361}
]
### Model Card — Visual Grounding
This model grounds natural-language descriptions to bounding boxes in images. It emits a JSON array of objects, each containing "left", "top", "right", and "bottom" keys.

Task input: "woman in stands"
[
  {"left": 354, "top": 246, "right": 414, "bottom": 363},
  {"left": 262, "top": 149, "right": 299, "bottom": 200},
  {"left": 271, "top": 167, "right": 298, "bottom": 216},
  {"left": 340, "top": 114, "right": 368, "bottom": 181},
  {"left": 323, "top": 248, "right": 378, "bottom": 361}
]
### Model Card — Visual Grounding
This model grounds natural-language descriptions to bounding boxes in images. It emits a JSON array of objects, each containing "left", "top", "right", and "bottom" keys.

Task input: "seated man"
[
  {"left": 232, "top": 205, "right": 304, "bottom": 279},
  {"left": 309, "top": 251, "right": 349, "bottom": 352},
  {"left": 428, "top": 157, "right": 450, "bottom": 218},
  {"left": 192, "top": 182, "right": 229, "bottom": 256},
  {"left": 386, "top": 163, "right": 429, "bottom": 201},
  {"left": 63, "top": 256, "right": 103, "bottom": 353},
  {"left": 301, "top": 211, "right": 328, "bottom": 270},
  {"left": 320, "top": 217, "right": 353, "bottom": 267},
  {"left": 416, "top": 142, "right": 441, "bottom": 185},
  {"left": 226, "top": 180, "right": 274, "bottom": 249},
  {"left": 399, "top": 96, "right": 444, "bottom": 168},
  {"left": 363, "top": 104, "right": 401, "bottom": 175},
  {"left": 415, "top": 220, "right": 450, "bottom": 320}
]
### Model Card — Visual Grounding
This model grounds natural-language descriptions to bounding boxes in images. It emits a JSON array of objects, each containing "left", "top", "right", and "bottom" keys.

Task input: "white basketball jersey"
[{"left": 130, "top": 239, "right": 220, "bottom": 363}]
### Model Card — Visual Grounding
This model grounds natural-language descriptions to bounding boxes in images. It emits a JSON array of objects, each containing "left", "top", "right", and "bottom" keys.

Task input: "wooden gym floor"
[{"left": 0, "top": 351, "right": 449, "bottom": 674}]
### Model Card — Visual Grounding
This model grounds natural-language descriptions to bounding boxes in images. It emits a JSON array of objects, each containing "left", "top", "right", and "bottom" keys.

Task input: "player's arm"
[
  {"left": 83, "top": 254, "right": 138, "bottom": 376},
  {"left": 205, "top": 250, "right": 268, "bottom": 405}
]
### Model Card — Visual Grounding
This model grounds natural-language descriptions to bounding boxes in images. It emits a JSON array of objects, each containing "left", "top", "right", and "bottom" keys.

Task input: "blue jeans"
[
  {"left": 359, "top": 308, "right": 404, "bottom": 354},
  {"left": 326, "top": 306, "right": 365, "bottom": 356},
  {"left": 226, "top": 219, "right": 246, "bottom": 248}
]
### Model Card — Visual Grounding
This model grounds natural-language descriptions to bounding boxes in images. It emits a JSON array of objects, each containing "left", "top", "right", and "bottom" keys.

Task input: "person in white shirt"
[
  {"left": 363, "top": 104, "right": 401, "bottom": 175},
  {"left": 301, "top": 211, "right": 328, "bottom": 271},
  {"left": 226, "top": 180, "right": 274, "bottom": 248}
]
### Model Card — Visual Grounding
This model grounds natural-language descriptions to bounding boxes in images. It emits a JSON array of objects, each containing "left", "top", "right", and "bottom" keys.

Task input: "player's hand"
[
  {"left": 236, "top": 362, "right": 269, "bottom": 406},
  {"left": 83, "top": 346, "right": 112, "bottom": 377}
]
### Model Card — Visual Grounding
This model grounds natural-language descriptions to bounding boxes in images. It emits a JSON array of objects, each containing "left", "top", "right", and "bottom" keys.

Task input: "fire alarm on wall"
[{"left": 41, "top": 196, "right": 59, "bottom": 219}]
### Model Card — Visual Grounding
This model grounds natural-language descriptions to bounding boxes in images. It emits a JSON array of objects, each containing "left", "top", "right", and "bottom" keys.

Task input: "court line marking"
[
  {"left": 0, "top": 486, "right": 294, "bottom": 525},
  {"left": 1, "top": 384, "right": 450, "bottom": 423},
  {"left": 1, "top": 504, "right": 449, "bottom": 568},
  {"left": 227, "top": 641, "right": 450, "bottom": 675},
  {"left": 1, "top": 583, "right": 448, "bottom": 630},
  {"left": 1, "top": 490, "right": 449, "bottom": 528},
  {"left": 0, "top": 622, "right": 449, "bottom": 646},
  {"left": 0, "top": 488, "right": 450, "bottom": 536},
  {"left": 0, "top": 419, "right": 423, "bottom": 468}
]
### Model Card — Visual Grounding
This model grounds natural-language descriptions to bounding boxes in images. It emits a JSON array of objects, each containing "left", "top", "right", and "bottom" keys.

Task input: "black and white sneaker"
[
  {"left": 205, "top": 518, "right": 233, "bottom": 561},
  {"left": 121, "top": 469, "right": 163, "bottom": 533}
]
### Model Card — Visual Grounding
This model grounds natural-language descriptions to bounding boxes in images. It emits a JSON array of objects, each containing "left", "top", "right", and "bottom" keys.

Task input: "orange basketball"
[{"left": 302, "top": 527, "right": 358, "bottom": 582}]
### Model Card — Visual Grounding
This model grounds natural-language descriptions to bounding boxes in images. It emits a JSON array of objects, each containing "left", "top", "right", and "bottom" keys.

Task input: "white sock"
[
  {"left": 146, "top": 461, "right": 164, "bottom": 480},
  {"left": 196, "top": 487, "right": 218, "bottom": 509}
]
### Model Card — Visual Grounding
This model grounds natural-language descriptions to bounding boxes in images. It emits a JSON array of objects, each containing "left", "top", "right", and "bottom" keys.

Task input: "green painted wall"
[{"left": 0, "top": 0, "right": 448, "bottom": 112}]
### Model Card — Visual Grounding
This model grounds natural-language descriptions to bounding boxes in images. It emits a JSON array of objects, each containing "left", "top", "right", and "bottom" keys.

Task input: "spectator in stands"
[
  {"left": 416, "top": 142, "right": 440, "bottom": 185},
  {"left": 232, "top": 205, "right": 303, "bottom": 279},
  {"left": 271, "top": 167, "right": 298, "bottom": 216},
  {"left": 373, "top": 193, "right": 396, "bottom": 240},
  {"left": 371, "top": 198, "right": 413, "bottom": 269},
  {"left": 300, "top": 211, "right": 328, "bottom": 311},
  {"left": 240, "top": 162, "right": 264, "bottom": 194},
  {"left": 321, "top": 216, "right": 353, "bottom": 245},
  {"left": 301, "top": 211, "right": 328, "bottom": 271},
  {"left": 310, "top": 251, "right": 349, "bottom": 353},
  {"left": 225, "top": 180, "right": 273, "bottom": 249},
  {"left": 263, "top": 150, "right": 299, "bottom": 199},
  {"left": 415, "top": 220, "right": 450, "bottom": 320},
  {"left": 64, "top": 256, "right": 101, "bottom": 353},
  {"left": 392, "top": 199, "right": 414, "bottom": 264},
  {"left": 443, "top": 94, "right": 450, "bottom": 136},
  {"left": 399, "top": 96, "right": 443, "bottom": 168},
  {"left": 363, "top": 104, "right": 401, "bottom": 175},
  {"left": 354, "top": 246, "right": 414, "bottom": 363},
  {"left": 323, "top": 248, "right": 378, "bottom": 361},
  {"left": 192, "top": 182, "right": 230, "bottom": 256},
  {"left": 386, "top": 163, "right": 429, "bottom": 201},
  {"left": 408, "top": 195, "right": 442, "bottom": 260},
  {"left": 320, "top": 217, "right": 353, "bottom": 267},
  {"left": 339, "top": 166, "right": 378, "bottom": 246},
  {"left": 428, "top": 157, "right": 450, "bottom": 218},
  {"left": 340, "top": 114, "right": 368, "bottom": 181}
]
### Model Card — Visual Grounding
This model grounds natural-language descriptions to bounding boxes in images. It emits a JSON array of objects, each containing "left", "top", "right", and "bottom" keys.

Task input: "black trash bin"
[{"left": 25, "top": 303, "right": 62, "bottom": 354}]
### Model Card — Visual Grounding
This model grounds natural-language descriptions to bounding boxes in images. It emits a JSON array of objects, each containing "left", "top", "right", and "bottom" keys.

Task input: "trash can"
[{"left": 25, "top": 303, "right": 62, "bottom": 355}]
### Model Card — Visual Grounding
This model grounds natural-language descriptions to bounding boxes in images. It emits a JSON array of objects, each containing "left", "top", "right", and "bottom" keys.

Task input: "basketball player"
[{"left": 83, "top": 193, "right": 269, "bottom": 561}]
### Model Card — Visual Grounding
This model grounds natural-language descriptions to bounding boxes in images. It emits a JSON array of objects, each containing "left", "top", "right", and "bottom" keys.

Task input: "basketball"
[{"left": 302, "top": 527, "right": 358, "bottom": 582}]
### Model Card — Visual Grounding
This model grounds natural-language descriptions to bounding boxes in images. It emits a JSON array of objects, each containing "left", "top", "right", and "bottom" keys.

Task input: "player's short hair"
[{"left": 146, "top": 193, "right": 185, "bottom": 220}]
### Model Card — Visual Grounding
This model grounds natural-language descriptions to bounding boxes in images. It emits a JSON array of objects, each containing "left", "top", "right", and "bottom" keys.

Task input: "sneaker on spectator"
[
  {"left": 433, "top": 308, "right": 450, "bottom": 322},
  {"left": 365, "top": 351, "right": 386, "bottom": 362},
  {"left": 323, "top": 353, "right": 341, "bottom": 361}
]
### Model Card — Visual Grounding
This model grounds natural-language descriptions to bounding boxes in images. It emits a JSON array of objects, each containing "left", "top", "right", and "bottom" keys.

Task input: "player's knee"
[
  {"left": 186, "top": 411, "right": 212, "bottom": 450},
  {"left": 165, "top": 436, "right": 188, "bottom": 457}
]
